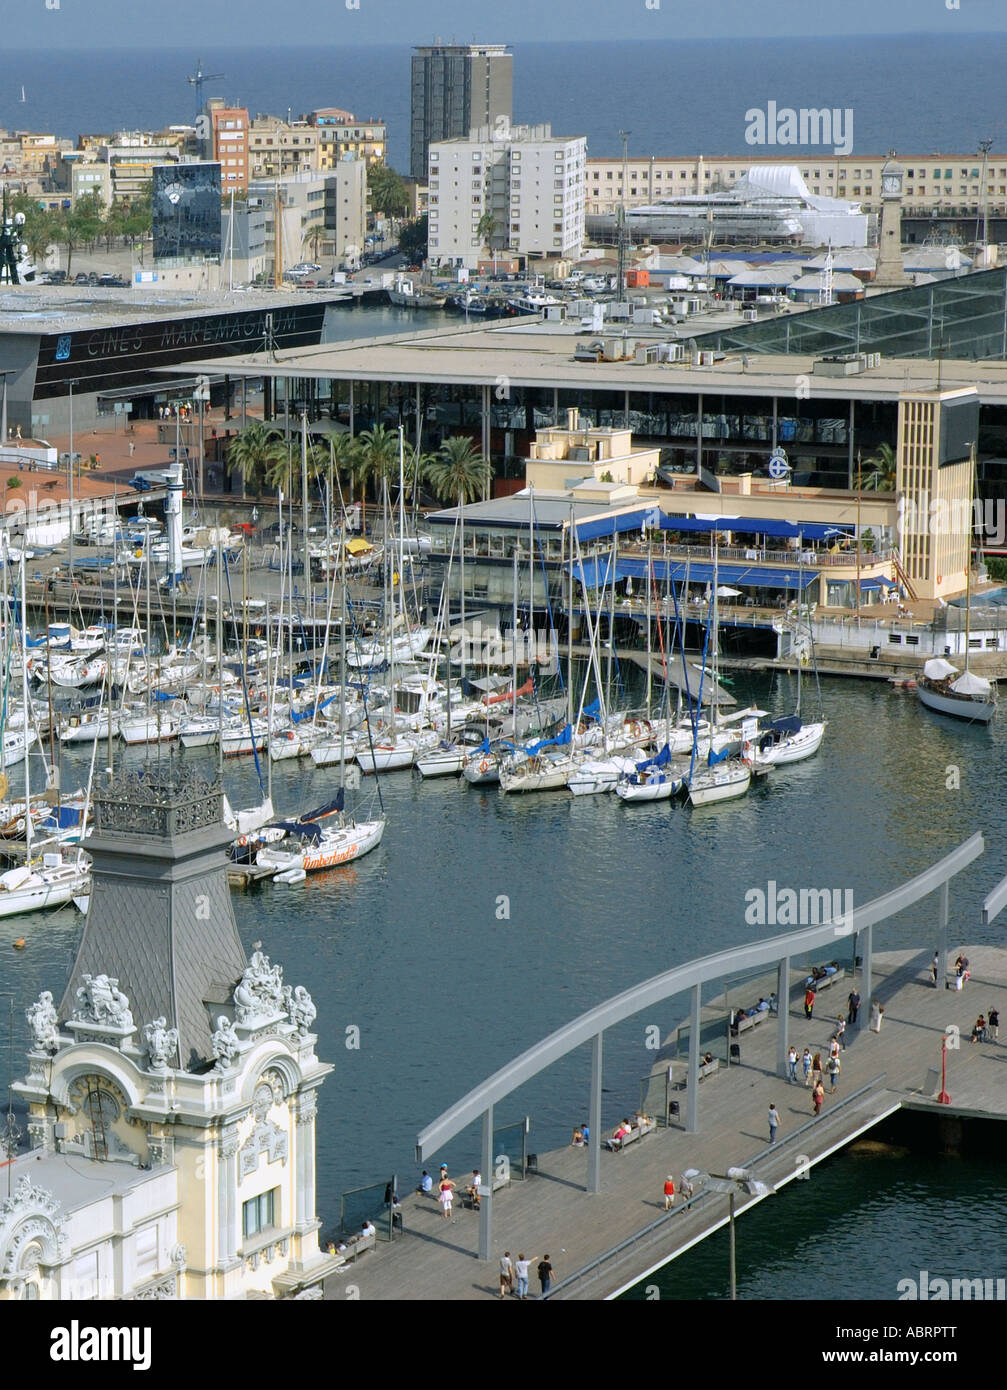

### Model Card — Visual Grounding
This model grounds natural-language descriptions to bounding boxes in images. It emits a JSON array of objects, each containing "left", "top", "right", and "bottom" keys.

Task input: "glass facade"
[
  {"left": 152, "top": 163, "right": 223, "bottom": 262},
  {"left": 694, "top": 267, "right": 1007, "bottom": 361}
]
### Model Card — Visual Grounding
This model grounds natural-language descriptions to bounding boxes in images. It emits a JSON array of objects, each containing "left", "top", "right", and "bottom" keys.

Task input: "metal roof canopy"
[
  {"left": 416, "top": 832, "right": 983, "bottom": 1162},
  {"left": 574, "top": 509, "right": 853, "bottom": 543}
]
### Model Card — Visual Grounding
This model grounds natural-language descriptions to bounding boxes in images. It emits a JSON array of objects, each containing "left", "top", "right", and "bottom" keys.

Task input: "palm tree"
[
  {"left": 309, "top": 431, "right": 360, "bottom": 517},
  {"left": 863, "top": 442, "right": 897, "bottom": 492},
  {"left": 264, "top": 441, "right": 298, "bottom": 499},
  {"left": 423, "top": 435, "right": 491, "bottom": 506},
  {"left": 476, "top": 210, "right": 499, "bottom": 259},
  {"left": 226, "top": 421, "right": 285, "bottom": 500},
  {"left": 352, "top": 424, "right": 401, "bottom": 532}
]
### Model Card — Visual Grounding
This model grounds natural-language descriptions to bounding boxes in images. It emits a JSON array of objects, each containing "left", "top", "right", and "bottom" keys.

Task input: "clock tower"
[{"left": 875, "top": 152, "right": 909, "bottom": 288}]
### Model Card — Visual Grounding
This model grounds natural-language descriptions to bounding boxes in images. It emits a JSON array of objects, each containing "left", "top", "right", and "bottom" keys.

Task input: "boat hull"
[
  {"left": 917, "top": 683, "right": 996, "bottom": 724},
  {"left": 688, "top": 765, "right": 751, "bottom": 806}
]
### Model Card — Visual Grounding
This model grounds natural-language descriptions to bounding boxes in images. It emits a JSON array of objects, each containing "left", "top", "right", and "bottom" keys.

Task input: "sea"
[
  {"left": 1, "top": 35, "right": 1006, "bottom": 167},
  {"left": 2, "top": 34, "right": 1007, "bottom": 1301}
]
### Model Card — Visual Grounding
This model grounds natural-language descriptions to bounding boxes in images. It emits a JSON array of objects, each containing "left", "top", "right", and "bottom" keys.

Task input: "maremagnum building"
[
  {"left": 170, "top": 265, "right": 1007, "bottom": 655},
  {"left": 0, "top": 286, "right": 346, "bottom": 436}
]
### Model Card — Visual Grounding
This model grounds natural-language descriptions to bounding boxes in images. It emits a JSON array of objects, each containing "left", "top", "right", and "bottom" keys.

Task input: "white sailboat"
[{"left": 688, "top": 542, "right": 751, "bottom": 807}]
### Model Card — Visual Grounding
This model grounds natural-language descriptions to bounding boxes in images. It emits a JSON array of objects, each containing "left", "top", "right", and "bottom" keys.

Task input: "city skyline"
[{"left": 10, "top": 0, "right": 1007, "bottom": 48}]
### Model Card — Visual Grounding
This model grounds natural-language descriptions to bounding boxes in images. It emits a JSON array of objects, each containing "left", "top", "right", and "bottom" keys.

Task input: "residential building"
[
  {"left": 427, "top": 124, "right": 586, "bottom": 270},
  {"left": 205, "top": 102, "right": 250, "bottom": 194},
  {"left": 221, "top": 199, "right": 268, "bottom": 283},
  {"left": 247, "top": 163, "right": 366, "bottom": 273},
  {"left": 308, "top": 109, "right": 387, "bottom": 168},
  {"left": 410, "top": 43, "right": 512, "bottom": 179},
  {"left": 93, "top": 132, "right": 186, "bottom": 202},
  {"left": 50, "top": 152, "right": 113, "bottom": 207}
]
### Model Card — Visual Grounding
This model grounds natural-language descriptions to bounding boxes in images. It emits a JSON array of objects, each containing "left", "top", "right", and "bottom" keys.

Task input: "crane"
[{"left": 188, "top": 58, "right": 225, "bottom": 113}]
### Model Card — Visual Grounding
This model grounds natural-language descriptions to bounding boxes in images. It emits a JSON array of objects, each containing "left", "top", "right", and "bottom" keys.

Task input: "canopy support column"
[
  {"left": 587, "top": 1031, "right": 603, "bottom": 1193},
  {"left": 936, "top": 881, "right": 949, "bottom": 993},
  {"left": 686, "top": 983, "right": 701, "bottom": 1133},
  {"left": 861, "top": 922, "right": 873, "bottom": 1017},
  {"left": 478, "top": 1103, "right": 493, "bottom": 1260},
  {"left": 776, "top": 956, "right": 790, "bottom": 1077}
]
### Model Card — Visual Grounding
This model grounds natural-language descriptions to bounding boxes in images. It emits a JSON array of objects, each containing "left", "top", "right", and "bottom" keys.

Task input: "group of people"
[
  {"left": 730, "top": 995, "right": 775, "bottom": 1032},
  {"left": 970, "top": 1009, "right": 1000, "bottom": 1044},
  {"left": 416, "top": 1163, "right": 488, "bottom": 1220},
  {"left": 499, "top": 1251, "right": 553, "bottom": 1300}
]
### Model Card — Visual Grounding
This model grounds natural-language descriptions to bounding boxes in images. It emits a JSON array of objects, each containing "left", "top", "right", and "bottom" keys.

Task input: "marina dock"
[{"left": 325, "top": 942, "right": 1007, "bottom": 1301}]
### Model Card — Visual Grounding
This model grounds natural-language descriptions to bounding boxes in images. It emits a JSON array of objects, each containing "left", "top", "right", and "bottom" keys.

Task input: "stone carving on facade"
[
  {"left": 170, "top": 1243, "right": 187, "bottom": 1269},
  {"left": 284, "top": 984, "right": 316, "bottom": 1037},
  {"left": 134, "top": 1275, "right": 177, "bottom": 1300},
  {"left": 0, "top": 1177, "right": 67, "bottom": 1277},
  {"left": 233, "top": 948, "right": 286, "bottom": 1025},
  {"left": 72, "top": 974, "right": 135, "bottom": 1032},
  {"left": 25, "top": 991, "right": 59, "bottom": 1053},
  {"left": 142, "top": 1017, "right": 179, "bottom": 1072},
  {"left": 145, "top": 1133, "right": 174, "bottom": 1168},
  {"left": 239, "top": 1106, "right": 289, "bottom": 1180},
  {"left": 211, "top": 1015, "right": 240, "bottom": 1070},
  {"left": 295, "top": 1090, "right": 318, "bottom": 1128}
]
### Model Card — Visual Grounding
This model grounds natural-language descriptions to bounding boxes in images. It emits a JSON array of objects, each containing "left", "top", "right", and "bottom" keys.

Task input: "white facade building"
[{"left": 428, "top": 124, "right": 586, "bottom": 270}]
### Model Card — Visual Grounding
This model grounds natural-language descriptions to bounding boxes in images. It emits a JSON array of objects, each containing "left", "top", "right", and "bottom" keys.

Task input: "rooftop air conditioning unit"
[
  {"left": 699, "top": 351, "right": 716, "bottom": 366},
  {"left": 742, "top": 309, "right": 758, "bottom": 322}
]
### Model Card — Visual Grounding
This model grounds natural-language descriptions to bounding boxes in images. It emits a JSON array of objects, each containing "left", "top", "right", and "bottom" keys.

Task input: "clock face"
[
  {"left": 162, "top": 182, "right": 184, "bottom": 207},
  {"left": 882, "top": 175, "right": 902, "bottom": 195}
]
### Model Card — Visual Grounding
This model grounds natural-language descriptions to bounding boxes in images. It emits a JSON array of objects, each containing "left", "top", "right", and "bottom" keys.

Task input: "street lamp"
[{"left": 696, "top": 1167, "right": 776, "bottom": 1301}]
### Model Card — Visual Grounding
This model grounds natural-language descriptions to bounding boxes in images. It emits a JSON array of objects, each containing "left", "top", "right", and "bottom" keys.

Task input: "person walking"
[
  {"left": 514, "top": 1253, "right": 534, "bottom": 1300},
  {"left": 663, "top": 1175, "right": 676, "bottom": 1210},
  {"left": 930, "top": 953, "right": 939, "bottom": 987},
  {"left": 802, "top": 1047, "right": 813, "bottom": 1085},
  {"left": 828, "top": 1054, "right": 841, "bottom": 1091},
  {"left": 829, "top": 1035, "right": 841, "bottom": 1062},
  {"left": 847, "top": 987, "right": 861, "bottom": 1024},
  {"left": 813, "top": 1080, "right": 825, "bottom": 1116},
  {"left": 989, "top": 1007, "right": 1000, "bottom": 1043},
  {"left": 499, "top": 1251, "right": 514, "bottom": 1299},
  {"left": 537, "top": 1255, "right": 554, "bottom": 1297},
  {"left": 804, "top": 984, "right": 816, "bottom": 1019},
  {"left": 811, "top": 1052, "right": 823, "bottom": 1087},
  {"left": 869, "top": 1000, "right": 884, "bottom": 1033},
  {"left": 768, "top": 1104, "right": 780, "bottom": 1143},
  {"left": 835, "top": 1015, "right": 847, "bottom": 1050},
  {"left": 787, "top": 1046, "right": 799, "bottom": 1083}
]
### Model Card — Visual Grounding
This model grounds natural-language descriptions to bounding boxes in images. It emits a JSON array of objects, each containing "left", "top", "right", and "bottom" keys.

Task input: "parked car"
[
  {"left": 74, "top": 272, "right": 90, "bottom": 285},
  {"left": 46, "top": 269, "right": 67, "bottom": 284}
]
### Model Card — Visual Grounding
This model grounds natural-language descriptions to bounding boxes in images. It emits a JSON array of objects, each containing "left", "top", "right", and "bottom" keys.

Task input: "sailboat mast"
[{"left": 20, "top": 548, "right": 31, "bottom": 862}]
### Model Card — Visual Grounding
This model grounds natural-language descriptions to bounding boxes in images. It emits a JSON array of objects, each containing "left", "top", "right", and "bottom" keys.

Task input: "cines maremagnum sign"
[{"left": 32, "top": 304, "right": 321, "bottom": 398}]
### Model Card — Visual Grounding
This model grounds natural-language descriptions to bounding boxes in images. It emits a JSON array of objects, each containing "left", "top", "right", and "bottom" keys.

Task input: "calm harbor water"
[{"left": 0, "top": 666, "right": 1004, "bottom": 1297}]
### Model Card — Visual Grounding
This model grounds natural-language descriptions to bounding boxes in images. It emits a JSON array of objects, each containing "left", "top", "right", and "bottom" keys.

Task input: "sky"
[{"left": 12, "top": 0, "right": 1007, "bottom": 48}]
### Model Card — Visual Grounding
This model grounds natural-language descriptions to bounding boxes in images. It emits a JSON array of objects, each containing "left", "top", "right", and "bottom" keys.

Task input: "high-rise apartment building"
[
  {"left": 410, "top": 43, "right": 512, "bottom": 179},
  {"left": 428, "top": 124, "right": 586, "bottom": 270}
]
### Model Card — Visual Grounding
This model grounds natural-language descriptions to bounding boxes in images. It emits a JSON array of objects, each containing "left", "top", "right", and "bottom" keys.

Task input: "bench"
[
  {"left": 339, "top": 1231, "right": 375, "bottom": 1262},
  {"left": 804, "top": 966, "right": 845, "bottom": 994},
  {"left": 459, "top": 1172, "right": 511, "bottom": 1209},
  {"left": 608, "top": 1118, "right": 657, "bottom": 1152}
]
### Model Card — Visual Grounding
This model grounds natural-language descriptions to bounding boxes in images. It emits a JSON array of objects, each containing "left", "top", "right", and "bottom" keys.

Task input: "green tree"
[
  {"left": 352, "top": 424, "right": 401, "bottom": 531},
  {"left": 367, "top": 162, "right": 408, "bottom": 219},
  {"left": 398, "top": 215, "right": 428, "bottom": 263},
  {"left": 264, "top": 440, "right": 298, "bottom": 500},
  {"left": 476, "top": 210, "right": 499, "bottom": 255},
  {"left": 9, "top": 193, "right": 53, "bottom": 269},
  {"left": 310, "top": 430, "right": 360, "bottom": 511},
  {"left": 863, "top": 442, "right": 897, "bottom": 492},
  {"left": 226, "top": 421, "right": 286, "bottom": 499},
  {"left": 424, "top": 435, "right": 491, "bottom": 506}
]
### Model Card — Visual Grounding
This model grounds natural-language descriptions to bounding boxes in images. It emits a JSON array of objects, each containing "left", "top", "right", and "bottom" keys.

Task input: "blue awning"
[
  {"left": 573, "top": 509, "right": 852, "bottom": 543},
  {"left": 569, "top": 555, "right": 819, "bottom": 591}
]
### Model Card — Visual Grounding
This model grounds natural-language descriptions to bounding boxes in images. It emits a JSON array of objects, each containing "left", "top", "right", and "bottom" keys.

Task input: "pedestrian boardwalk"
[{"left": 323, "top": 945, "right": 1007, "bottom": 1301}]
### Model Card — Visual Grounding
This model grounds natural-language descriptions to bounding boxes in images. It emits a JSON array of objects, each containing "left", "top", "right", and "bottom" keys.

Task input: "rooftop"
[
  {"left": 0, "top": 286, "right": 343, "bottom": 336},
  {"left": 173, "top": 320, "right": 1007, "bottom": 406}
]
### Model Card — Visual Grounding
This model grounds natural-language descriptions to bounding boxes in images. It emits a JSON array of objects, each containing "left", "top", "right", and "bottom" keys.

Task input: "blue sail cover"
[
  {"left": 707, "top": 745, "right": 732, "bottom": 765},
  {"left": 764, "top": 715, "right": 802, "bottom": 734},
  {"left": 271, "top": 820, "right": 323, "bottom": 843},
  {"left": 581, "top": 698, "right": 601, "bottom": 720},
  {"left": 524, "top": 724, "right": 572, "bottom": 755},
  {"left": 290, "top": 691, "right": 341, "bottom": 724},
  {"left": 636, "top": 743, "right": 672, "bottom": 770}
]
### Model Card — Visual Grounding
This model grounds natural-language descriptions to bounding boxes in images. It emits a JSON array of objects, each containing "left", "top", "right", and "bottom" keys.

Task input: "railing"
[{"left": 545, "top": 1073, "right": 888, "bottom": 1301}]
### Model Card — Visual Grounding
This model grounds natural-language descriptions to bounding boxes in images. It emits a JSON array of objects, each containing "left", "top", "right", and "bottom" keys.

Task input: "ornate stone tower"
[
  {"left": 6, "top": 764, "right": 338, "bottom": 1300},
  {"left": 875, "top": 152, "right": 909, "bottom": 288}
]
